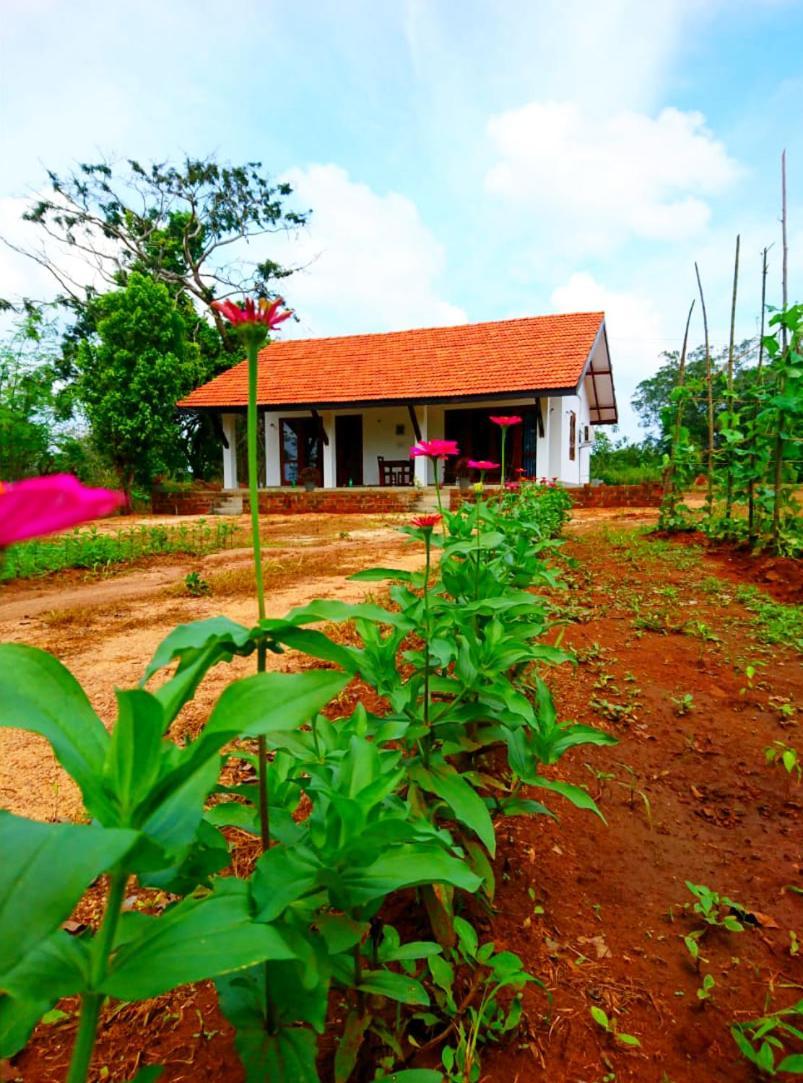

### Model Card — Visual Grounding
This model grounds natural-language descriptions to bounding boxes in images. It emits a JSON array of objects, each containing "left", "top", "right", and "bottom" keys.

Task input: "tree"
[
  {"left": 76, "top": 273, "right": 203, "bottom": 496},
  {"left": 9, "top": 158, "right": 307, "bottom": 342},
  {"left": 633, "top": 340, "right": 758, "bottom": 447},
  {"left": 0, "top": 314, "right": 64, "bottom": 479}
]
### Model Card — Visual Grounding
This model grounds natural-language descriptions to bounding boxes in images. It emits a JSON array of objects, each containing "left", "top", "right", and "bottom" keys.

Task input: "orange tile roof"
[{"left": 178, "top": 311, "right": 606, "bottom": 409}]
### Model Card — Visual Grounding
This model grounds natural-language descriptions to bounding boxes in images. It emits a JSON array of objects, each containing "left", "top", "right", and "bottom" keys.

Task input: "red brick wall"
[
  {"left": 152, "top": 485, "right": 421, "bottom": 516},
  {"left": 450, "top": 483, "right": 665, "bottom": 511},
  {"left": 151, "top": 484, "right": 222, "bottom": 515},
  {"left": 569, "top": 483, "right": 665, "bottom": 508},
  {"left": 250, "top": 489, "right": 421, "bottom": 515}
]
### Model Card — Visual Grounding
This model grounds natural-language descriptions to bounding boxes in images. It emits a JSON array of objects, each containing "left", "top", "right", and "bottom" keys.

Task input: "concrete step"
[
  {"left": 413, "top": 489, "right": 442, "bottom": 512},
  {"left": 213, "top": 495, "right": 244, "bottom": 515}
]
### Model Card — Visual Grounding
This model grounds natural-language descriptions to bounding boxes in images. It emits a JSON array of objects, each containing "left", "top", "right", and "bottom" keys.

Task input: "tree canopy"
[
  {"left": 76, "top": 273, "right": 203, "bottom": 494},
  {"left": 11, "top": 157, "right": 307, "bottom": 341}
]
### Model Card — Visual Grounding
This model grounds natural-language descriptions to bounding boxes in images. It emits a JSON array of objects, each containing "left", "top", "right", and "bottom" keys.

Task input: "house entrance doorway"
[
  {"left": 443, "top": 406, "right": 539, "bottom": 481},
  {"left": 335, "top": 415, "right": 363, "bottom": 487}
]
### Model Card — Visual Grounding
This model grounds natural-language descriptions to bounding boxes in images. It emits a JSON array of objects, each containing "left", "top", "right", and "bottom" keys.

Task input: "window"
[{"left": 568, "top": 411, "right": 577, "bottom": 461}]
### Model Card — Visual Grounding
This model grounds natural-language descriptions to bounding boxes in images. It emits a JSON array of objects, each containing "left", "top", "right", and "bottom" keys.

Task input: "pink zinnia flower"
[
  {"left": 0, "top": 475, "right": 125, "bottom": 547},
  {"left": 489, "top": 415, "right": 522, "bottom": 428},
  {"left": 410, "top": 439, "right": 459, "bottom": 460},
  {"left": 212, "top": 297, "right": 292, "bottom": 330},
  {"left": 410, "top": 514, "right": 443, "bottom": 530},
  {"left": 467, "top": 460, "right": 500, "bottom": 471},
  {"left": 505, "top": 480, "right": 520, "bottom": 491}
]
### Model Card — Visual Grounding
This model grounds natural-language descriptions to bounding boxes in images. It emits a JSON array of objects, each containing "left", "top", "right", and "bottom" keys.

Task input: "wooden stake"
[
  {"left": 724, "top": 234, "right": 740, "bottom": 522},
  {"left": 748, "top": 246, "right": 769, "bottom": 543},
  {"left": 772, "top": 151, "right": 788, "bottom": 546},
  {"left": 665, "top": 299, "right": 696, "bottom": 508},
  {"left": 694, "top": 261, "right": 715, "bottom": 517}
]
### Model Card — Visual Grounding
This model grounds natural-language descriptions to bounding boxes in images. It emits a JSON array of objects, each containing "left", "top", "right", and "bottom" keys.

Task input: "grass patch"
[
  {"left": 735, "top": 586, "right": 803, "bottom": 654},
  {"left": 1, "top": 520, "right": 242, "bottom": 582}
]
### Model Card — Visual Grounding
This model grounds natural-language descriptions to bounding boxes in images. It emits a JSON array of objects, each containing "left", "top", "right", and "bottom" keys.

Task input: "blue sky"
[{"left": 1, "top": 0, "right": 801, "bottom": 436}]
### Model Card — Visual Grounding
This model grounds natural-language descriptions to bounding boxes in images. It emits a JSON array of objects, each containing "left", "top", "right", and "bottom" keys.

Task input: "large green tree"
[
  {"left": 633, "top": 340, "right": 758, "bottom": 447},
  {"left": 76, "top": 273, "right": 203, "bottom": 496}
]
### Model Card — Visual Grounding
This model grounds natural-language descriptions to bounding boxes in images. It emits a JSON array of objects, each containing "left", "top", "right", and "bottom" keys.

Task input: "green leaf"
[
  {"left": 217, "top": 964, "right": 323, "bottom": 1081},
  {"left": 348, "top": 568, "right": 414, "bottom": 582},
  {"left": 358, "top": 969, "right": 430, "bottom": 1006},
  {"left": 0, "top": 993, "right": 55, "bottom": 1058},
  {"left": 104, "top": 690, "right": 164, "bottom": 820},
  {"left": 142, "top": 617, "right": 257, "bottom": 725},
  {"left": 0, "top": 645, "right": 110, "bottom": 814},
  {"left": 374, "top": 1071, "right": 444, "bottom": 1082},
  {"left": 125, "top": 1069, "right": 164, "bottom": 1082},
  {"left": 616, "top": 1032, "right": 642, "bottom": 1048},
  {"left": 340, "top": 845, "right": 481, "bottom": 906},
  {"left": 199, "top": 670, "right": 349, "bottom": 755},
  {"left": 334, "top": 1009, "right": 372, "bottom": 1083},
  {"left": 590, "top": 1006, "right": 609, "bottom": 1029},
  {"left": 777, "top": 1054, "right": 803, "bottom": 1072},
  {"left": 453, "top": 916, "right": 478, "bottom": 961},
  {"left": 269, "top": 626, "right": 360, "bottom": 674},
  {"left": 2, "top": 929, "right": 90, "bottom": 1002},
  {"left": 530, "top": 777, "right": 606, "bottom": 821},
  {"left": 287, "top": 599, "right": 409, "bottom": 628},
  {"left": 410, "top": 759, "right": 496, "bottom": 856},
  {"left": 0, "top": 813, "right": 136, "bottom": 978},
  {"left": 102, "top": 881, "right": 295, "bottom": 999},
  {"left": 143, "top": 616, "right": 254, "bottom": 682}
]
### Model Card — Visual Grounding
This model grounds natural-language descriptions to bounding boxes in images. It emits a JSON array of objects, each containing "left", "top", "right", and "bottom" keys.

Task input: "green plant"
[
  {"left": 684, "top": 882, "right": 747, "bottom": 932},
  {"left": 697, "top": 973, "right": 716, "bottom": 1002},
  {"left": 0, "top": 641, "right": 346, "bottom": 1080},
  {"left": 765, "top": 741, "right": 801, "bottom": 782},
  {"left": 731, "top": 999, "right": 803, "bottom": 1075},
  {"left": 184, "top": 570, "right": 211, "bottom": 597},
  {"left": 1, "top": 520, "right": 237, "bottom": 581},
  {"left": 671, "top": 692, "right": 695, "bottom": 716},
  {"left": 589, "top": 1006, "right": 641, "bottom": 1048}
]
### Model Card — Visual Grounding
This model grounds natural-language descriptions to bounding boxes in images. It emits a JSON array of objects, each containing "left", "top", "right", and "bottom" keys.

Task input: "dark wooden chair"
[{"left": 377, "top": 456, "right": 413, "bottom": 487}]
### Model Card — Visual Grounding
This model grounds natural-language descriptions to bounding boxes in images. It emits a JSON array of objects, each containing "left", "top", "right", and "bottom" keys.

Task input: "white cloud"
[
  {"left": 551, "top": 272, "right": 673, "bottom": 437},
  {"left": 271, "top": 164, "right": 465, "bottom": 337},
  {"left": 486, "top": 102, "right": 741, "bottom": 252}
]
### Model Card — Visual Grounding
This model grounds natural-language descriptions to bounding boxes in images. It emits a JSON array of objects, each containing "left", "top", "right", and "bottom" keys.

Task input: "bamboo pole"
[
  {"left": 664, "top": 300, "right": 696, "bottom": 517},
  {"left": 724, "top": 235, "right": 741, "bottom": 523},
  {"left": 748, "top": 246, "right": 769, "bottom": 544},
  {"left": 694, "top": 262, "right": 715, "bottom": 518},
  {"left": 772, "top": 151, "right": 788, "bottom": 546}
]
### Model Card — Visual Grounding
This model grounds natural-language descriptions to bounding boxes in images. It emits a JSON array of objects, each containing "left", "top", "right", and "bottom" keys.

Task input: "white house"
[{"left": 178, "top": 311, "right": 617, "bottom": 489}]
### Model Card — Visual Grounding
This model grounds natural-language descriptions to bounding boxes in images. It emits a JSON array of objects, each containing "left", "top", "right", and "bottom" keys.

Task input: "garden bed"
[{"left": 1, "top": 510, "right": 801, "bottom": 1081}]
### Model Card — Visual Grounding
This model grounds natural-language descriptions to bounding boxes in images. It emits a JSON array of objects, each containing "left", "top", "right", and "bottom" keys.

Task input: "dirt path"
[{"left": 0, "top": 524, "right": 423, "bottom": 822}]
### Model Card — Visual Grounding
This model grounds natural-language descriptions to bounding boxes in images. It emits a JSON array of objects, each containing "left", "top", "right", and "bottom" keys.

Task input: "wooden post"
[
  {"left": 694, "top": 262, "right": 715, "bottom": 519},
  {"left": 724, "top": 235, "right": 740, "bottom": 523}
]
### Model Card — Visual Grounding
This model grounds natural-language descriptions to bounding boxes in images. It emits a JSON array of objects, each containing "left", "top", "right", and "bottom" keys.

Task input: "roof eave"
[{"left": 177, "top": 385, "right": 583, "bottom": 414}]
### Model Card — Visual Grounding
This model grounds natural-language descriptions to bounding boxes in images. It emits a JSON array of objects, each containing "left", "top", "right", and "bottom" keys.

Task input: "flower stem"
[
  {"left": 66, "top": 869, "right": 128, "bottom": 1083},
  {"left": 246, "top": 343, "right": 267, "bottom": 624},
  {"left": 500, "top": 429, "right": 507, "bottom": 488},
  {"left": 433, "top": 457, "right": 445, "bottom": 520},
  {"left": 422, "top": 532, "right": 432, "bottom": 759},
  {"left": 474, "top": 486, "right": 483, "bottom": 601}
]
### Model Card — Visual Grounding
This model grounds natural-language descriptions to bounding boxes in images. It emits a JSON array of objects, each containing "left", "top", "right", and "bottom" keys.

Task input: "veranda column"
[
  {"left": 321, "top": 411, "right": 336, "bottom": 488},
  {"left": 221, "top": 413, "right": 239, "bottom": 489},
  {"left": 413, "top": 405, "right": 429, "bottom": 486}
]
